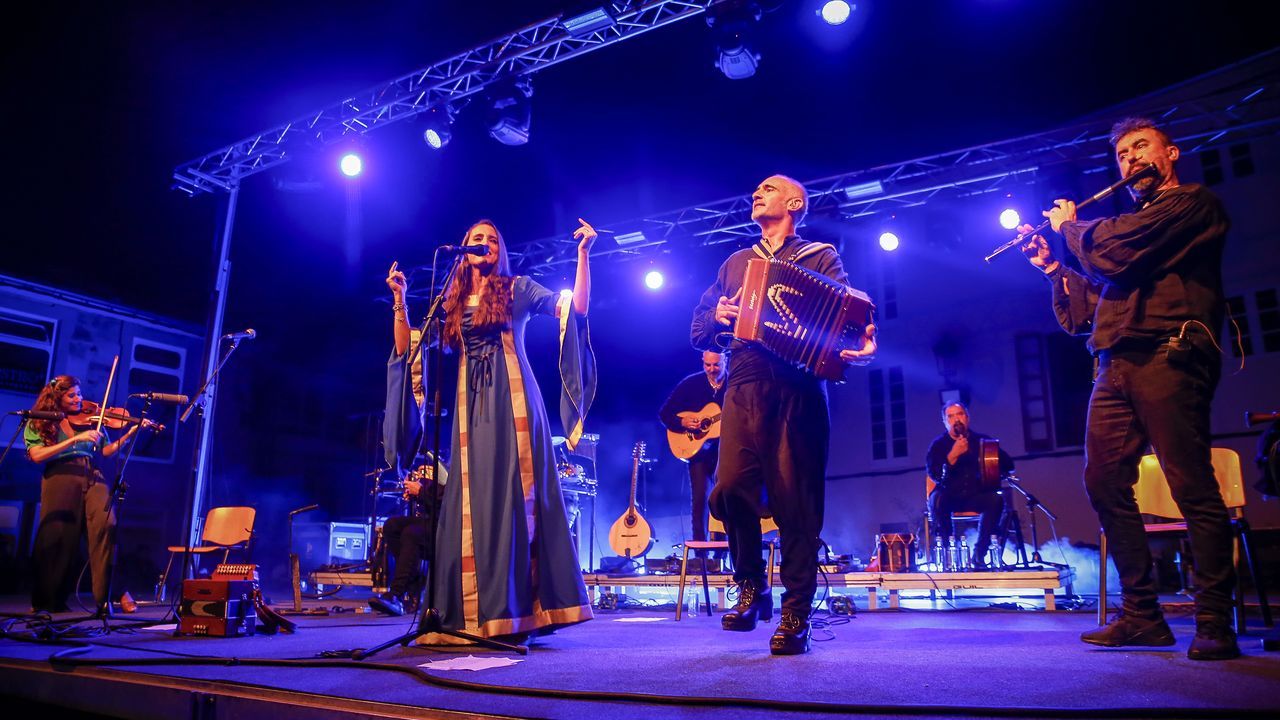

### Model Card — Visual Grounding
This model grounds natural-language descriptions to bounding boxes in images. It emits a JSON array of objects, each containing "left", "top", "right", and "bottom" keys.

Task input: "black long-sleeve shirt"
[
  {"left": 1046, "top": 184, "right": 1229, "bottom": 354},
  {"left": 691, "top": 235, "right": 850, "bottom": 388},
  {"left": 658, "top": 372, "right": 726, "bottom": 433},
  {"left": 925, "top": 431, "right": 1014, "bottom": 497}
]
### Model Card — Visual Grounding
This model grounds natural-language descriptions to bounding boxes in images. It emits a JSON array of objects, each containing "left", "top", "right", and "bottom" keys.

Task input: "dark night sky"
[{"left": 1, "top": 1, "right": 1273, "bottom": 515}]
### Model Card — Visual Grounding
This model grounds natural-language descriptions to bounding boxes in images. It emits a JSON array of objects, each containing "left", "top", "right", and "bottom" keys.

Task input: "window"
[
  {"left": 1258, "top": 289, "right": 1280, "bottom": 354},
  {"left": 1229, "top": 143, "right": 1255, "bottom": 179},
  {"left": 1014, "top": 333, "right": 1053, "bottom": 452},
  {"left": 868, "top": 366, "right": 908, "bottom": 460},
  {"left": 126, "top": 338, "right": 187, "bottom": 463},
  {"left": 0, "top": 309, "right": 56, "bottom": 396},
  {"left": 1199, "top": 149, "right": 1223, "bottom": 186}
]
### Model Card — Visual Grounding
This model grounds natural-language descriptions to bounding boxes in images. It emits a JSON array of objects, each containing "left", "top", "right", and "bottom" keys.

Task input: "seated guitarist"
[
  {"left": 925, "top": 402, "right": 1014, "bottom": 570},
  {"left": 369, "top": 465, "right": 437, "bottom": 616},
  {"left": 658, "top": 350, "right": 728, "bottom": 557}
]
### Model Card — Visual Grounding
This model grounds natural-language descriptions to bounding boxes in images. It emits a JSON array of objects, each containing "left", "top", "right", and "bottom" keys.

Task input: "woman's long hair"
[
  {"left": 30, "top": 375, "right": 79, "bottom": 446},
  {"left": 441, "top": 220, "right": 514, "bottom": 350}
]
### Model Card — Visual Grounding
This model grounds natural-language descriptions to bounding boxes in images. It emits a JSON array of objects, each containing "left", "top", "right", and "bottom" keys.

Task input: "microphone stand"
[
  {"left": 1004, "top": 474, "right": 1068, "bottom": 569},
  {"left": 0, "top": 414, "right": 32, "bottom": 469},
  {"left": 171, "top": 336, "right": 249, "bottom": 628},
  {"left": 354, "top": 251, "right": 526, "bottom": 659}
]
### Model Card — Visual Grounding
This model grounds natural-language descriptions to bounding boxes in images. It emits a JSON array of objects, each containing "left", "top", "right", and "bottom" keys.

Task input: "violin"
[{"left": 67, "top": 400, "right": 166, "bottom": 433}]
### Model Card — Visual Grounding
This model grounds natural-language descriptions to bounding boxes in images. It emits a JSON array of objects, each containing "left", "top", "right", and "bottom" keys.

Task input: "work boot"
[
  {"left": 368, "top": 592, "right": 405, "bottom": 617},
  {"left": 721, "top": 579, "right": 772, "bottom": 631},
  {"left": 769, "top": 611, "right": 811, "bottom": 655},
  {"left": 1080, "top": 610, "right": 1175, "bottom": 647},
  {"left": 1188, "top": 618, "right": 1241, "bottom": 661}
]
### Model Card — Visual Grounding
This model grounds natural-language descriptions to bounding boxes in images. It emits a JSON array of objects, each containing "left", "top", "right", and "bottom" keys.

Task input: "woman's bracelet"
[{"left": 392, "top": 302, "right": 406, "bottom": 313}]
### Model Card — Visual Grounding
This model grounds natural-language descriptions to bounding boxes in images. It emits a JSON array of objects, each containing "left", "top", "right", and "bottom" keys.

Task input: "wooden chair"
[
  {"left": 675, "top": 515, "right": 778, "bottom": 620},
  {"left": 1097, "top": 448, "right": 1272, "bottom": 632},
  {"left": 158, "top": 506, "right": 256, "bottom": 601}
]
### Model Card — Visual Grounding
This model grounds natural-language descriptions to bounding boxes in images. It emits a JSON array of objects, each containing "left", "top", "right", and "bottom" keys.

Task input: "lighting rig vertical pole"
[{"left": 185, "top": 177, "right": 240, "bottom": 548}]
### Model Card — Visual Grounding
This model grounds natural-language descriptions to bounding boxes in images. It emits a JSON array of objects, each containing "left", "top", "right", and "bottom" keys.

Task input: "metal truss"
[
  {"left": 172, "top": 1, "right": 719, "bottom": 195},
  {"left": 513, "top": 49, "right": 1280, "bottom": 276}
]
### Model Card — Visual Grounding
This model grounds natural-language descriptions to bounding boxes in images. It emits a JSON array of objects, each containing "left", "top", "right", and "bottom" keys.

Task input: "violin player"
[{"left": 24, "top": 374, "right": 158, "bottom": 615}]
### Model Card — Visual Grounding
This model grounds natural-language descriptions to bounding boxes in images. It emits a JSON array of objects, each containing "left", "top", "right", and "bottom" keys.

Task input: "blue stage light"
[
  {"left": 879, "top": 232, "right": 900, "bottom": 252},
  {"left": 644, "top": 270, "right": 665, "bottom": 290},
  {"left": 820, "top": 1, "right": 853, "bottom": 26},
  {"left": 1000, "top": 209, "right": 1021, "bottom": 230},
  {"left": 339, "top": 153, "right": 363, "bottom": 177}
]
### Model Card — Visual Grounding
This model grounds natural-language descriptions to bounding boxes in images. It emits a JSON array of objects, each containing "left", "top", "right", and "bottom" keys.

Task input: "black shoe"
[
  {"left": 1188, "top": 619, "right": 1241, "bottom": 661},
  {"left": 769, "top": 611, "right": 811, "bottom": 655},
  {"left": 93, "top": 601, "right": 115, "bottom": 619},
  {"left": 721, "top": 579, "right": 772, "bottom": 631},
  {"left": 1081, "top": 611, "right": 1175, "bottom": 648},
  {"left": 368, "top": 592, "right": 405, "bottom": 617}
]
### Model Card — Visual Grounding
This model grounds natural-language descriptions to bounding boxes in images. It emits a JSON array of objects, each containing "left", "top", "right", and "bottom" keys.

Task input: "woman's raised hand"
[
  {"left": 573, "top": 218, "right": 598, "bottom": 256},
  {"left": 386, "top": 261, "right": 408, "bottom": 297}
]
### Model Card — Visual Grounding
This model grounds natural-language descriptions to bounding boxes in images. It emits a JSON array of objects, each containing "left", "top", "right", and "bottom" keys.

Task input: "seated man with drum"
[{"left": 925, "top": 402, "right": 1013, "bottom": 570}]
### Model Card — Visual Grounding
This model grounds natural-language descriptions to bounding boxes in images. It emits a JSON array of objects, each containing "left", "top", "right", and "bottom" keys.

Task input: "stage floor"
[{"left": 1, "top": 593, "right": 1278, "bottom": 720}]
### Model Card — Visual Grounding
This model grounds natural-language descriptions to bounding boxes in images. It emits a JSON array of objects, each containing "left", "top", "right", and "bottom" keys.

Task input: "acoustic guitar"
[
  {"left": 608, "top": 442, "right": 654, "bottom": 559},
  {"left": 666, "top": 402, "right": 722, "bottom": 460}
]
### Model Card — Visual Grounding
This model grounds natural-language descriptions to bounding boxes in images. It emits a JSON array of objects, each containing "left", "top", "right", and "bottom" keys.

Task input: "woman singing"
[
  {"left": 25, "top": 375, "right": 149, "bottom": 614},
  {"left": 385, "top": 218, "right": 598, "bottom": 640}
]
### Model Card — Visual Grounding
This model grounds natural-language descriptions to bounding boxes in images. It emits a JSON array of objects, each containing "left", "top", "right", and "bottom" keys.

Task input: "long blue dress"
[{"left": 386, "top": 276, "right": 596, "bottom": 639}]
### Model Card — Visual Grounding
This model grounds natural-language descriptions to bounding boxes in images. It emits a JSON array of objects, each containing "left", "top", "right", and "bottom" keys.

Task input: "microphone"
[
  {"left": 222, "top": 329, "right": 256, "bottom": 341},
  {"left": 437, "top": 245, "right": 488, "bottom": 256},
  {"left": 289, "top": 504, "right": 320, "bottom": 516},
  {"left": 11, "top": 409, "right": 66, "bottom": 421},
  {"left": 129, "top": 392, "right": 191, "bottom": 404}
]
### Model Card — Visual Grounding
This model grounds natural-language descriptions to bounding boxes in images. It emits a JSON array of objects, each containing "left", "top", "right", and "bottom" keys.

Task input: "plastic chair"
[
  {"left": 675, "top": 515, "right": 778, "bottom": 620},
  {"left": 1097, "top": 448, "right": 1272, "bottom": 632},
  {"left": 158, "top": 506, "right": 256, "bottom": 601}
]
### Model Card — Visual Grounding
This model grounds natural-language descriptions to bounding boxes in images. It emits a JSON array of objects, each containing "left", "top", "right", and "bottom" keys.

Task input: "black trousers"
[
  {"left": 382, "top": 514, "right": 430, "bottom": 597},
  {"left": 710, "top": 378, "right": 828, "bottom": 615},
  {"left": 32, "top": 458, "right": 116, "bottom": 609},
  {"left": 1086, "top": 343, "right": 1234, "bottom": 620},
  {"left": 928, "top": 487, "right": 1005, "bottom": 561}
]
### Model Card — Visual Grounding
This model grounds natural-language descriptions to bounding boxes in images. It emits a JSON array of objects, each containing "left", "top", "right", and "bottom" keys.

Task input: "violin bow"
[{"left": 95, "top": 355, "right": 121, "bottom": 437}]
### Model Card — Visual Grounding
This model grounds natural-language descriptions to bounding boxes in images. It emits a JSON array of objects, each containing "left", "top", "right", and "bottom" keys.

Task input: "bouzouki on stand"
[
  {"left": 666, "top": 402, "right": 722, "bottom": 461},
  {"left": 608, "top": 442, "right": 654, "bottom": 561}
]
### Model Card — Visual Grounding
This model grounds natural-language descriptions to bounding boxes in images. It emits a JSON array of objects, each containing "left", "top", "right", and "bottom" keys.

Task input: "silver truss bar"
[
  {"left": 514, "top": 54, "right": 1280, "bottom": 275},
  {"left": 173, "top": 1, "right": 718, "bottom": 195}
]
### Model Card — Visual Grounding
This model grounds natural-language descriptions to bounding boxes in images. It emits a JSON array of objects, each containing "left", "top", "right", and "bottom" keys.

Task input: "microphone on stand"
[
  {"left": 11, "top": 409, "right": 67, "bottom": 421},
  {"left": 436, "top": 245, "right": 488, "bottom": 256},
  {"left": 222, "top": 329, "right": 256, "bottom": 341},
  {"left": 289, "top": 504, "right": 320, "bottom": 516},
  {"left": 129, "top": 392, "right": 191, "bottom": 405}
]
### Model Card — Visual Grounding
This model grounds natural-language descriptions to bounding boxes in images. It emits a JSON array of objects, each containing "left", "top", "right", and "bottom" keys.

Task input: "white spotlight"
[
  {"left": 879, "top": 232, "right": 900, "bottom": 252},
  {"left": 1000, "top": 209, "right": 1021, "bottom": 230},
  {"left": 820, "top": 1, "right": 853, "bottom": 26},
  {"left": 644, "top": 270, "right": 665, "bottom": 290}
]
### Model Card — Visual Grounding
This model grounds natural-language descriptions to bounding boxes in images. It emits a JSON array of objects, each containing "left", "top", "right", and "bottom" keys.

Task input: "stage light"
[
  {"left": 339, "top": 153, "right": 363, "bottom": 178},
  {"left": 707, "top": 3, "right": 762, "bottom": 80},
  {"left": 819, "top": 1, "right": 853, "bottom": 25},
  {"left": 560, "top": 289, "right": 573, "bottom": 299},
  {"left": 1000, "top": 209, "right": 1021, "bottom": 230},
  {"left": 421, "top": 106, "right": 454, "bottom": 150},
  {"left": 563, "top": 7, "right": 616, "bottom": 36},
  {"left": 644, "top": 270, "right": 665, "bottom": 290},
  {"left": 616, "top": 230, "right": 648, "bottom": 247},
  {"left": 879, "top": 232, "right": 900, "bottom": 252},
  {"left": 487, "top": 79, "right": 533, "bottom": 146},
  {"left": 843, "top": 179, "right": 883, "bottom": 200}
]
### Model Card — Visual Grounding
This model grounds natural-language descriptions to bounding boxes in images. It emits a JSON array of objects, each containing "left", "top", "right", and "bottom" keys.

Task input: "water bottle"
[
  {"left": 958, "top": 538, "right": 971, "bottom": 571},
  {"left": 988, "top": 534, "right": 1002, "bottom": 569},
  {"left": 947, "top": 536, "right": 958, "bottom": 572},
  {"left": 933, "top": 536, "right": 945, "bottom": 571}
]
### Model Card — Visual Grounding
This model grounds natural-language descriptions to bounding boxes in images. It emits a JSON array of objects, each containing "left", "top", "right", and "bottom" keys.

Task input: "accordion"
[{"left": 734, "top": 258, "right": 875, "bottom": 381}]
